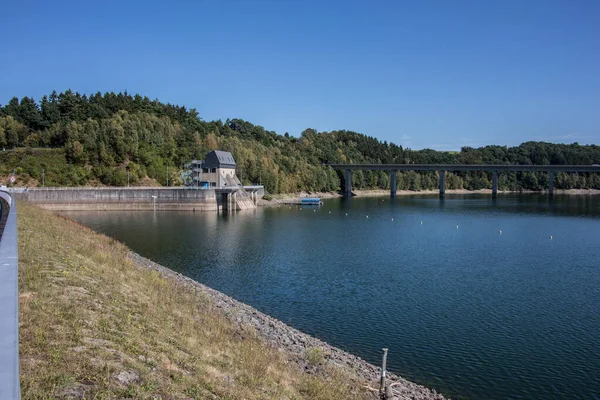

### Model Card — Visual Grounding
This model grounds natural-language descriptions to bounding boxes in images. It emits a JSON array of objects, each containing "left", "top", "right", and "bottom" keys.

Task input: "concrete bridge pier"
[
  {"left": 439, "top": 170, "right": 446, "bottom": 197},
  {"left": 548, "top": 171, "right": 554, "bottom": 196},
  {"left": 390, "top": 171, "right": 397, "bottom": 197},
  {"left": 344, "top": 169, "right": 352, "bottom": 197},
  {"left": 492, "top": 171, "right": 498, "bottom": 198}
]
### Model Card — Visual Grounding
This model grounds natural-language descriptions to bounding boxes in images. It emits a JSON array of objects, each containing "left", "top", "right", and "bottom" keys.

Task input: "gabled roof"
[{"left": 203, "top": 150, "right": 236, "bottom": 169}]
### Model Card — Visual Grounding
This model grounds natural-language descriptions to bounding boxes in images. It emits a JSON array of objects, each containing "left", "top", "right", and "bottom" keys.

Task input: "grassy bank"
[{"left": 18, "top": 201, "right": 371, "bottom": 399}]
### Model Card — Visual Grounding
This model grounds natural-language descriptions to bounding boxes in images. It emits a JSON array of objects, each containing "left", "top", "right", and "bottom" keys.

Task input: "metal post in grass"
[{"left": 379, "top": 348, "right": 388, "bottom": 399}]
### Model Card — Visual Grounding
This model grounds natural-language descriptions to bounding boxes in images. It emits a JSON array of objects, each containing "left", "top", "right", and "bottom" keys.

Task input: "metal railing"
[{"left": 0, "top": 189, "right": 20, "bottom": 399}]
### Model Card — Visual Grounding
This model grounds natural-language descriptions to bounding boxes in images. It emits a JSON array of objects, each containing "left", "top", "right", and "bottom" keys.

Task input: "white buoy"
[
  {"left": 329, "top": 211, "right": 331, "bottom": 214},
  {"left": 345, "top": 213, "right": 348, "bottom": 216},
  {"left": 549, "top": 235, "right": 553, "bottom": 240},
  {"left": 499, "top": 230, "right": 502, "bottom": 234},
  {"left": 420, "top": 221, "right": 423, "bottom": 224},
  {"left": 456, "top": 225, "right": 459, "bottom": 229},
  {"left": 392, "top": 218, "right": 394, "bottom": 221},
  {"left": 366, "top": 215, "right": 369, "bottom": 218}
]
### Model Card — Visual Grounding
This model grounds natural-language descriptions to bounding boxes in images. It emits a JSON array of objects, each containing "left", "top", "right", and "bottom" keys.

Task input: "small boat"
[
  {"left": 300, "top": 197, "right": 323, "bottom": 205},
  {"left": 281, "top": 197, "right": 323, "bottom": 206}
]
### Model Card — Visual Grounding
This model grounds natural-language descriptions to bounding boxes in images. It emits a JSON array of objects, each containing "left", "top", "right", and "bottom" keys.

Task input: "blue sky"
[{"left": 1, "top": 0, "right": 599, "bottom": 150}]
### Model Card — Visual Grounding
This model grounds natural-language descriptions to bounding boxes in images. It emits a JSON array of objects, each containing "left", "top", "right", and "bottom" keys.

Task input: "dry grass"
[{"left": 18, "top": 202, "right": 371, "bottom": 399}]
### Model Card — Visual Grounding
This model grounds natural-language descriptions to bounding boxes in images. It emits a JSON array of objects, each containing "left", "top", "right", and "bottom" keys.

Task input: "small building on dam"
[
  {"left": 15, "top": 150, "right": 263, "bottom": 211},
  {"left": 182, "top": 150, "right": 238, "bottom": 189}
]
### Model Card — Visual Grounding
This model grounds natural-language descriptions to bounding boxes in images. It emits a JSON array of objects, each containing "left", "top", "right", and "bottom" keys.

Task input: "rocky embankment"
[{"left": 129, "top": 252, "right": 448, "bottom": 400}]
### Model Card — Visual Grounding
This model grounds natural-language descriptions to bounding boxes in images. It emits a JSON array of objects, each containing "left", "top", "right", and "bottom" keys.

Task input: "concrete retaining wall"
[{"left": 15, "top": 188, "right": 219, "bottom": 211}]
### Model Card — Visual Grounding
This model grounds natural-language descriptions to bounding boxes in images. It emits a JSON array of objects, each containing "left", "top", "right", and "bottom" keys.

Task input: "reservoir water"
[{"left": 63, "top": 194, "right": 600, "bottom": 400}]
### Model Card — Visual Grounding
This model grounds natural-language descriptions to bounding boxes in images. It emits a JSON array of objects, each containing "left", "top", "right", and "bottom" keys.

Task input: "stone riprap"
[{"left": 128, "top": 252, "right": 449, "bottom": 400}]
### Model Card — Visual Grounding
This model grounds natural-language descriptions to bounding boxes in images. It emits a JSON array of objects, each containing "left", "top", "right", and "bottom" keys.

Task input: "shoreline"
[
  {"left": 260, "top": 188, "right": 600, "bottom": 206},
  {"left": 6, "top": 186, "right": 599, "bottom": 212},
  {"left": 20, "top": 202, "right": 380, "bottom": 399},
  {"left": 128, "top": 251, "right": 448, "bottom": 400}
]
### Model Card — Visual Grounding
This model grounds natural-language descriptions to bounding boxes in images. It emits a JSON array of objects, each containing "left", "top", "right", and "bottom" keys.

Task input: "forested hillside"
[{"left": 1, "top": 90, "right": 600, "bottom": 192}]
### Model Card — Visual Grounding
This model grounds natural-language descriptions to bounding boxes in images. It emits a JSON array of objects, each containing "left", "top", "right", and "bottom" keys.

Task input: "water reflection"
[{"left": 62, "top": 194, "right": 600, "bottom": 400}]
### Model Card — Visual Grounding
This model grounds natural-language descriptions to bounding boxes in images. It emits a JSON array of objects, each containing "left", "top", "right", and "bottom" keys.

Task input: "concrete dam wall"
[{"left": 15, "top": 187, "right": 221, "bottom": 211}]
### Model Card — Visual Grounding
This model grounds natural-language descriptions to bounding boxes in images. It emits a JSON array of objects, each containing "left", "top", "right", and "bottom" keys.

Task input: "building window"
[
  {"left": 202, "top": 168, "right": 209, "bottom": 173},
  {"left": 211, "top": 168, "right": 216, "bottom": 173},
  {"left": 210, "top": 182, "right": 216, "bottom": 187}
]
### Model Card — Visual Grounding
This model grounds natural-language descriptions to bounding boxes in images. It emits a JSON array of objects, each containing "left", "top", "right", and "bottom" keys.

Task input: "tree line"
[{"left": 1, "top": 90, "right": 600, "bottom": 192}]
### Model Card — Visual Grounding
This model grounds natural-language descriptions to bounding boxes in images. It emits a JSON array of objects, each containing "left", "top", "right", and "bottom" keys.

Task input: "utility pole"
[
  {"left": 166, "top": 164, "right": 169, "bottom": 187},
  {"left": 42, "top": 169, "right": 45, "bottom": 188},
  {"left": 127, "top": 169, "right": 130, "bottom": 187}
]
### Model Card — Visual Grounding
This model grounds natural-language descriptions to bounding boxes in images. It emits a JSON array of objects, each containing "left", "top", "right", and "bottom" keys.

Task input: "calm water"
[{"left": 64, "top": 195, "right": 600, "bottom": 400}]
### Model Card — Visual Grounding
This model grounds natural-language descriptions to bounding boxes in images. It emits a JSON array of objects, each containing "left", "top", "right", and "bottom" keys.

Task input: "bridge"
[{"left": 326, "top": 164, "right": 600, "bottom": 197}]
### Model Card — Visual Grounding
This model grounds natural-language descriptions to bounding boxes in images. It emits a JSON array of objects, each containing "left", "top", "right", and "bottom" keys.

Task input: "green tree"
[{"left": 0, "top": 116, "right": 27, "bottom": 147}]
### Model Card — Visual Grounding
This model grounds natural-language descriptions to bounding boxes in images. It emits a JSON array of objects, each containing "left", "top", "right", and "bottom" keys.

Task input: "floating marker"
[
  {"left": 366, "top": 215, "right": 369, "bottom": 218},
  {"left": 549, "top": 235, "right": 553, "bottom": 240},
  {"left": 345, "top": 213, "right": 348, "bottom": 216},
  {"left": 420, "top": 221, "right": 423, "bottom": 224},
  {"left": 456, "top": 225, "right": 459, "bottom": 229},
  {"left": 499, "top": 230, "right": 502, "bottom": 234},
  {"left": 329, "top": 211, "right": 331, "bottom": 214}
]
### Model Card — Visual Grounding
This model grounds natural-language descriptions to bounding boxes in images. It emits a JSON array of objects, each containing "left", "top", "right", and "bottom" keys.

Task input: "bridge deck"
[{"left": 327, "top": 164, "right": 600, "bottom": 173}]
